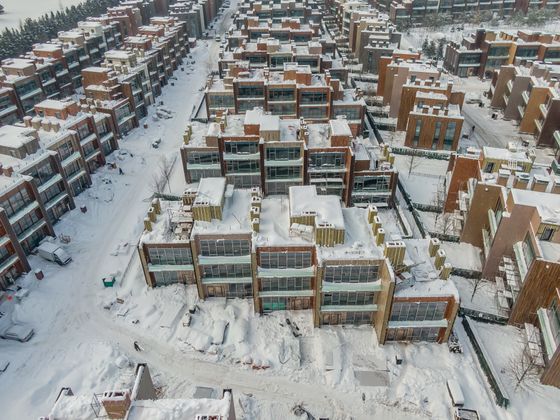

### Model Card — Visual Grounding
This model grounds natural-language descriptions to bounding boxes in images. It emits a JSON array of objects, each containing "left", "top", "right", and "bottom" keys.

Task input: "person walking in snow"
[
  {"left": 133, "top": 341, "right": 142, "bottom": 352},
  {"left": 119, "top": 167, "right": 124, "bottom": 175}
]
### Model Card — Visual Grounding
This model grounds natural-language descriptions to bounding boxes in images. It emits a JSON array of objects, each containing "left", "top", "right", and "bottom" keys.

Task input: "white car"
[{"left": 0, "top": 324, "right": 34, "bottom": 342}]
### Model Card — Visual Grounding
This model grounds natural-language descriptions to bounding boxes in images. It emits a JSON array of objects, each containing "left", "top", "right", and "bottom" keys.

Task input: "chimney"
[
  {"left": 428, "top": 237, "right": 440, "bottom": 257},
  {"left": 23, "top": 116, "right": 33, "bottom": 127},
  {"left": 31, "top": 117, "right": 42, "bottom": 130},
  {"left": 144, "top": 217, "right": 152, "bottom": 231},
  {"left": 434, "top": 248, "right": 447, "bottom": 270},
  {"left": 51, "top": 121, "right": 61, "bottom": 132},
  {"left": 41, "top": 119, "right": 52, "bottom": 132}
]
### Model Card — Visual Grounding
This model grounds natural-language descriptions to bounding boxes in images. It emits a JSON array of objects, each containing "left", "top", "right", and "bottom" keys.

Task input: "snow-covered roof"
[
  {"left": 317, "top": 207, "right": 383, "bottom": 262},
  {"left": 482, "top": 146, "right": 531, "bottom": 163},
  {"left": 192, "top": 188, "right": 252, "bottom": 235},
  {"left": 194, "top": 177, "right": 227, "bottom": 207},
  {"left": 329, "top": 118, "right": 352, "bottom": 137},
  {"left": 140, "top": 200, "right": 193, "bottom": 244},
  {"left": 127, "top": 393, "right": 233, "bottom": 420},
  {"left": 289, "top": 185, "right": 344, "bottom": 229},
  {"left": 394, "top": 238, "right": 459, "bottom": 299},
  {"left": 0, "top": 125, "right": 36, "bottom": 148},
  {"left": 510, "top": 189, "right": 560, "bottom": 225}
]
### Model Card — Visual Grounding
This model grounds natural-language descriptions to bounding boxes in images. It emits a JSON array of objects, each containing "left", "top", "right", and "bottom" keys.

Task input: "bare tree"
[
  {"left": 158, "top": 155, "right": 175, "bottom": 194},
  {"left": 149, "top": 156, "right": 175, "bottom": 195},
  {"left": 406, "top": 154, "right": 422, "bottom": 177},
  {"left": 468, "top": 276, "right": 487, "bottom": 302},
  {"left": 508, "top": 341, "right": 542, "bottom": 390},
  {"left": 149, "top": 172, "right": 166, "bottom": 195}
]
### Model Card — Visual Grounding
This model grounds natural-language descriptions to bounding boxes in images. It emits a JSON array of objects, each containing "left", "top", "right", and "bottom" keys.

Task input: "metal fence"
[
  {"left": 462, "top": 317, "right": 511, "bottom": 408},
  {"left": 390, "top": 146, "right": 451, "bottom": 160}
]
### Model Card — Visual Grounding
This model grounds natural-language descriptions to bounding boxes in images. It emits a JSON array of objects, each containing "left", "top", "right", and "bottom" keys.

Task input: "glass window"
[
  {"left": 199, "top": 239, "right": 251, "bottom": 256},
  {"left": 147, "top": 247, "right": 192, "bottom": 265},
  {"left": 259, "top": 251, "right": 312, "bottom": 269},
  {"left": 323, "top": 265, "right": 379, "bottom": 283}
]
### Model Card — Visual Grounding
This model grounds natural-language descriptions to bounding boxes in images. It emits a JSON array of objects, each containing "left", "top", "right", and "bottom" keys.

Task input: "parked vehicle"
[
  {"left": 0, "top": 324, "right": 34, "bottom": 342},
  {"left": 215, "top": 35, "right": 221, "bottom": 42},
  {"left": 455, "top": 408, "right": 480, "bottom": 420},
  {"left": 447, "top": 379, "right": 465, "bottom": 407},
  {"left": 37, "top": 242, "right": 72, "bottom": 265}
]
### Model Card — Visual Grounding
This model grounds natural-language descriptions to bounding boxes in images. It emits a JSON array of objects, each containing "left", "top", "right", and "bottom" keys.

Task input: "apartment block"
[
  {"left": 182, "top": 109, "right": 397, "bottom": 205},
  {"left": 488, "top": 61, "right": 560, "bottom": 148},
  {"left": 218, "top": 37, "right": 345, "bottom": 82},
  {"left": 380, "top": 59, "right": 440, "bottom": 114},
  {"left": 138, "top": 180, "right": 457, "bottom": 343},
  {"left": 444, "top": 29, "right": 560, "bottom": 79},
  {"left": 0, "top": 59, "right": 46, "bottom": 117},
  {"left": 385, "top": 237, "right": 458, "bottom": 343},
  {"left": 388, "top": 0, "right": 520, "bottom": 25},
  {"left": 206, "top": 63, "right": 365, "bottom": 134},
  {"left": 0, "top": 174, "right": 54, "bottom": 257},
  {"left": 404, "top": 103, "right": 463, "bottom": 151},
  {"left": 0, "top": 126, "right": 76, "bottom": 225},
  {"left": 0, "top": 88, "right": 22, "bottom": 127},
  {"left": 396, "top": 78, "right": 464, "bottom": 131}
]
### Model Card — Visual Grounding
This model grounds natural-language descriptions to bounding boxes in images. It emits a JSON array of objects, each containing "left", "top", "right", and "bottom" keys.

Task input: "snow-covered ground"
[
  {"left": 393, "top": 154, "right": 448, "bottom": 206},
  {"left": 0, "top": 0, "right": 86, "bottom": 29},
  {"left": 2, "top": 4, "right": 560, "bottom": 419}
]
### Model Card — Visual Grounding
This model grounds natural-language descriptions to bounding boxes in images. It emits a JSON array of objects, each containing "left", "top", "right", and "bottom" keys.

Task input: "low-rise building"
[{"left": 181, "top": 109, "right": 397, "bottom": 205}]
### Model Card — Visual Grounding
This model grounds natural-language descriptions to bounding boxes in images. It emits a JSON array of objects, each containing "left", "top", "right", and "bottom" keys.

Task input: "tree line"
[{"left": 0, "top": 0, "right": 120, "bottom": 62}]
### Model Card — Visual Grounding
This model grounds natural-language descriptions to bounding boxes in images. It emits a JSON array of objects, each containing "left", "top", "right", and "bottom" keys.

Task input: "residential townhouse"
[
  {"left": 404, "top": 102, "right": 464, "bottom": 151},
  {"left": 206, "top": 63, "right": 365, "bottom": 135},
  {"left": 444, "top": 29, "right": 560, "bottom": 79},
  {"left": 44, "top": 364, "right": 236, "bottom": 419},
  {"left": 138, "top": 180, "right": 457, "bottom": 343},
  {"left": 218, "top": 37, "right": 344, "bottom": 81},
  {"left": 0, "top": 173, "right": 54, "bottom": 258},
  {"left": 229, "top": 15, "right": 321, "bottom": 49},
  {"left": 386, "top": 0, "right": 558, "bottom": 25},
  {"left": 0, "top": 126, "right": 75, "bottom": 225},
  {"left": 181, "top": 108, "right": 397, "bottom": 205},
  {"left": 488, "top": 61, "right": 560, "bottom": 148},
  {"left": 441, "top": 144, "right": 560, "bottom": 386},
  {"left": 0, "top": 88, "right": 22, "bottom": 126},
  {"left": 0, "top": 59, "right": 46, "bottom": 118}
]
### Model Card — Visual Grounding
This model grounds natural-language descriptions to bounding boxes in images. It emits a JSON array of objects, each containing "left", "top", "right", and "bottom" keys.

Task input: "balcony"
[
  {"left": 257, "top": 267, "right": 314, "bottom": 278},
  {"left": 80, "top": 132, "right": 97, "bottom": 147},
  {"left": 539, "top": 103, "right": 549, "bottom": 118},
  {"left": 38, "top": 174, "right": 63, "bottom": 194},
  {"left": 9, "top": 201, "right": 39, "bottom": 225},
  {"left": 513, "top": 241, "right": 528, "bottom": 281},
  {"left": 187, "top": 162, "right": 220, "bottom": 170},
  {"left": 506, "top": 80, "right": 513, "bottom": 93},
  {"left": 201, "top": 277, "right": 253, "bottom": 285},
  {"left": 387, "top": 319, "right": 448, "bottom": 329},
  {"left": 488, "top": 208, "right": 498, "bottom": 240},
  {"left": 482, "top": 228, "right": 491, "bottom": 258},
  {"left": 19, "top": 88, "right": 42, "bottom": 100},
  {"left": 197, "top": 254, "right": 252, "bottom": 265},
  {"left": 223, "top": 153, "right": 260, "bottom": 161},
  {"left": 45, "top": 191, "right": 69, "bottom": 210},
  {"left": 147, "top": 263, "right": 194, "bottom": 272},
  {"left": 535, "top": 118, "right": 544, "bottom": 133},
  {"left": 522, "top": 91, "right": 530, "bottom": 105},
  {"left": 259, "top": 290, "right": 314, "bottom": 298},
  {"left": 537, "top": 308, "right": 559, "bottom": 360},
  {"left": 322, "top": 281, "right": 382, "bottom": 293},
  {"left": 321, "top": 304, "right": 378, "bottom": 312},
  {"left": 264, "top": 158, "right": 303, "bottom": 167},
  {"left": 0, "top": 254, "right": 19, "bottom": 275}
]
